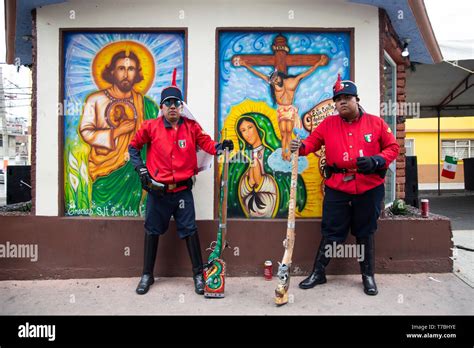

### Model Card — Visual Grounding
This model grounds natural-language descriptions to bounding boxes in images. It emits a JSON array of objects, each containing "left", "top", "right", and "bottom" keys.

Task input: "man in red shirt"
[
  {"left": 290, "top": 76, "right": 399, "bottom": 295},
  {"left": 128, "top": 82, "right": 233, "bottom": 296}
]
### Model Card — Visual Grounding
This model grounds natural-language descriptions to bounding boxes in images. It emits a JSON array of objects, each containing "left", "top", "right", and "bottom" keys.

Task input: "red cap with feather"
[{"left": 332, "top": 73, "right": 358, "bottom": 101}]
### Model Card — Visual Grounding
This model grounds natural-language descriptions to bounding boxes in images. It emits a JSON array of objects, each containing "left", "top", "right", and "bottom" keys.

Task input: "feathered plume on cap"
[
  {"left": 171, "top": 67, "right": 177, "bottom": 86},
  {"left": 160, "top": 68, "right": 183, "bottom": 105},
  {"left": 333, "top": 73, "right": 344, "bottom": 93},
  {"left": 332, "top": 73, "right": 358, "bottom": 101}
]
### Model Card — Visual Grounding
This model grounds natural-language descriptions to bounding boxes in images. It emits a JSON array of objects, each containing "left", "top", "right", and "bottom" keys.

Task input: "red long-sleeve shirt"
[
  {"left": 299, "top": 113, "right": 400, "bottom": 194},
  {"left": 129, "top": 116, "right": 217, "bottom": 186}
]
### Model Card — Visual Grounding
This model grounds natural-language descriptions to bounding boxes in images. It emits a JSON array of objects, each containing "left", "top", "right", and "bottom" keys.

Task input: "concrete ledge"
[{"left": 0, "top": 215, "right": 452, "bottom": 280}]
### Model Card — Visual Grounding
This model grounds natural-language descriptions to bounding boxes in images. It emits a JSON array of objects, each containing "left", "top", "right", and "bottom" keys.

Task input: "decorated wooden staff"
[
  {"left": 274, "top": 136, "right": 299, "bottom": 306},
  {"left": 203, "top": 132, "right": 230, "bottom": 298}
]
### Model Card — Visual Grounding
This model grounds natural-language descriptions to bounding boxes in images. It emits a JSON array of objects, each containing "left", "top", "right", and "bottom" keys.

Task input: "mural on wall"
[
  {"left": 63, "top": 32, "right": 185, "bottom": 217},
  {"left": 218, "top": 31, "right": 351, "bottom": 218}
]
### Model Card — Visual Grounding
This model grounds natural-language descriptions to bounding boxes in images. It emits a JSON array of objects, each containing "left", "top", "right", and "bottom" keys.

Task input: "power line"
[
  {"left": 0, "top": 105, "right": 32, "bottom": 109},
  {"left": 4, "top": 77, "right": 23, "bottom": 89},
  {"left": 0, "top": 98, "right": 32, "bottom": 101},
  {"left": 5, "top": 111, "right": 29, "bottom": 117},
  {"left": 3, "top": 96, "right": 32, "bottom": 98}
]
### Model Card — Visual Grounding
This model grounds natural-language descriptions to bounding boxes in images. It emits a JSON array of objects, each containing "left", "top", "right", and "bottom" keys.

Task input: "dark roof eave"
[{"left": 4, "top": 0, "right": 444, "bottom": 66}]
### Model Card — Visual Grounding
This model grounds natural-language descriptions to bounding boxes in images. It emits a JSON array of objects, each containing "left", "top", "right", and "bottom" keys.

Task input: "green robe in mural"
[{"left": 91, "top": 96, "right": 159, "bottom": 216}]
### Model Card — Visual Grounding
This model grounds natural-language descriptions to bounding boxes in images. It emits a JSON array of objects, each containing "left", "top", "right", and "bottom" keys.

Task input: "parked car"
[{"left": 0, "top": 169, "right": 4, "bottom": 184}]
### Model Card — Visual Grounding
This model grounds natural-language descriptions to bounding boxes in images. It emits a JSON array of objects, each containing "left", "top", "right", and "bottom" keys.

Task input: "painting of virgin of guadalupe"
[{"left": 227, "top": 113, "right": 307, "bottom": 218}]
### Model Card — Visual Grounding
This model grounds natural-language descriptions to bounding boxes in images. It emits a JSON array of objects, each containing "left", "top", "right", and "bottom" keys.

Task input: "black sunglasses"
[{"left": 163, "top": 99, "right": 182, "bottom": 107}]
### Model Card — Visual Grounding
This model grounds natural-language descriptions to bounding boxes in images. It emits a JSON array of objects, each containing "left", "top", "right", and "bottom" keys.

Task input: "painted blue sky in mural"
[
  {"left": 218, "top": 31, "right": 351, "bottom": 130},
  {"left": 62, "top": 32, "right": 185, "bottom": 144}
]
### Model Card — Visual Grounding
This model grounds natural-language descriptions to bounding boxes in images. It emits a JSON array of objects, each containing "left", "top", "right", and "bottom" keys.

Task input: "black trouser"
[
  {"left": 321, "top": 184, "right": 384, "bottom": 243},
  {"left": 144, "top": 188, "right": 197, "bottom": 239},
  {"left": 143, "top": 188, "right": 203, "bottom": 277}
]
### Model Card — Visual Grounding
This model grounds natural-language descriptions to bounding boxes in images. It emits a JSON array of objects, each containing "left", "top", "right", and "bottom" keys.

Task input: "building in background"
[{"left": 0, "top": 64, "right": 32, "bottom": 170}]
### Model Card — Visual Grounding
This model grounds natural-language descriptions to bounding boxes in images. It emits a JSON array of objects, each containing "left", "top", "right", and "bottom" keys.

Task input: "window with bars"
[{"left": 441, "top": 139, "right": 474, "bottom": 160}]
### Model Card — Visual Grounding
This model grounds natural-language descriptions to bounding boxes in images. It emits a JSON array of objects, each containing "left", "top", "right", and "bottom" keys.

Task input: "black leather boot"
[
  {"left": 136, "top": 233, "right": 159, "bottom": 295},
  {"left": 299, "top": 237, "right": 333, "bottom": 289},
  {"left": 185, "top": 232, "right": 205, "bottom": 295},
  {"left": 357, "top": 235, "right": 378, "bottom": 296}
]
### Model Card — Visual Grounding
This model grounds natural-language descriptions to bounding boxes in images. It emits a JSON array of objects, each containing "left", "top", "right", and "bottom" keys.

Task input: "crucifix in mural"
[{"left": 218, "top": 30, "right": 351, "bottom": 219}]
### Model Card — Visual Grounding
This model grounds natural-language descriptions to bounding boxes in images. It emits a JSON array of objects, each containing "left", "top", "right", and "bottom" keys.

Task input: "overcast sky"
[{"left": 425, "top": 0, "right": 474, "bottom": 60}]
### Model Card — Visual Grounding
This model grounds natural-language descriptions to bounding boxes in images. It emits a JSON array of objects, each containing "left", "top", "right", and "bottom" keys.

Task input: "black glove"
[
  {"left": 136, "top": 165, "right": 152, "bottom": 191},
  {"left": 149, "top": 178, "right": 166, "bottom": 197},
  {"left": 217, "top": 140, "right": 234, "bottom": 152},
  {"left": 290, "top": 139, "right": 302, "bottom": 153},
  {"left": 356, "top": 156, "right": 385, "bottom": 174}
]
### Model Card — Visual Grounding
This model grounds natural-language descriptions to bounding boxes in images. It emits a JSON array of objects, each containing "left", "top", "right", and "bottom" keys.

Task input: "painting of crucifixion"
[
  {"left": 232, "top": 35, "right": 328, "bottom": 161},
  {"left": 218, "top": 31, "right": 352, "bottom": 218}
]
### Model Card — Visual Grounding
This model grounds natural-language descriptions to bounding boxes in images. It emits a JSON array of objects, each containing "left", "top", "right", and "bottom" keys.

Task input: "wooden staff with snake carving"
[
  {"left": 203, "top": 130, "right": 230, "bottom": 298},
  {"left": 274, "top": 136, "right": 300, "bottom": 306}
]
